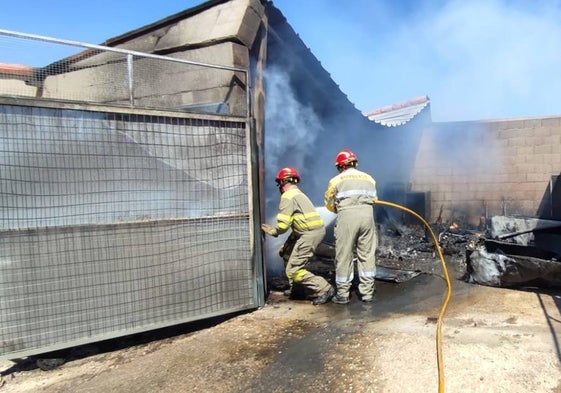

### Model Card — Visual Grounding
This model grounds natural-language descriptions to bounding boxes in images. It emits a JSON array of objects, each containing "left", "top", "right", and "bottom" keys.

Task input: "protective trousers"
[
  {"left": 285, "top": 227, "right": 331, "bottom": 298},
  {"left": 334, "top": 205, "right": 377, "bottom": 300}
]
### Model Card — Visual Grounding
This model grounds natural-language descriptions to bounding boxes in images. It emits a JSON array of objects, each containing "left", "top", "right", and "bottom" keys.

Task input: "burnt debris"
[{"left": 466, "top": 216, "right": 561, "bottom": 289}]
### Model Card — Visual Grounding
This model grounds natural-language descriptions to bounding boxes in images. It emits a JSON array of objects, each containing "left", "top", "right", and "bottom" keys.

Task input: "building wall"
[
  {"left": 41, "top": 42, "right": 250, "bottom": 115},
  {"left": 0, "top": 79, "right": 36, "bottom": 96},
  {"left": 77, "top": 0, "right": 265, "bottom": 116},
  {"left": 410, "top": 116, "right": 561, "bottom": 225},
  {"left": 1, "top": 0, "right": 266, "bottom": 118}
]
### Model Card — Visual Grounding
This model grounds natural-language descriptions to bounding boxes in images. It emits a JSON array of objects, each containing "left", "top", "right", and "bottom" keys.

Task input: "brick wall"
[{"left": 410, "top": 116, "right": 561, "bottom": 225}]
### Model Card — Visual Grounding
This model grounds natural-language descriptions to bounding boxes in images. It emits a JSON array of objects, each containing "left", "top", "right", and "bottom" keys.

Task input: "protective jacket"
[
  {"left": 275, "top": 186, "right": 324, "bottom": 236},
  {"left": 324, "top": 167, "right": 377, "bottom": 212}
]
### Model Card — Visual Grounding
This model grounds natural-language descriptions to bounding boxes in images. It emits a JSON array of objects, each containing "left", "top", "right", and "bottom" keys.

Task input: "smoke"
[
  {"left": 262, "top": 67, "right": 323, "bottom": 198},
  {"left": 263, "top": 0, "right": 560, "bottom": 230},
  {"left": 262, "top": 66, "right": 395, "bottom": 205},
  {"left": 262, "top": 63, "right": 416, "bottom": 278},
  {"left": 261, "top": 65, "right": 423, "bottom": 276},
  {"left": 263, "top": 67, "right": 326, "bottom": 276},
  {"left": 401, "top": 0, "right": 561, "bottom": 121},
  {"left": 274, "top": 0, "right": 561, "bottom": 121}
]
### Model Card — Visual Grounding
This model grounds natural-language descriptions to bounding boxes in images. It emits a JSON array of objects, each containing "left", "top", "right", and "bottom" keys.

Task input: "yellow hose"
[{"left": 375, "top": 200, "right": 452, "bottom": 393}]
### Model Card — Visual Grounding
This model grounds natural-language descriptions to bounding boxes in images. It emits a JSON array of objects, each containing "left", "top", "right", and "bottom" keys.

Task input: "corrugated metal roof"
[{"left": 363, "top": 95, "right": 430, "bottom": 127}]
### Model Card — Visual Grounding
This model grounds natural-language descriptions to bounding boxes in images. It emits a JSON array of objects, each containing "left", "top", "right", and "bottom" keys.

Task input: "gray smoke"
[
  {"left": 262, "top": 67, "right": 323, "bottom": 202},
  {"left": 262, "top": 65, "right": 395, "bottom": 277},
  {"left": 263, "top": 0, "right": 561, "bottom": 276},
  {"left": 263, "top": 67, "right": 327, "bottom": 276}
]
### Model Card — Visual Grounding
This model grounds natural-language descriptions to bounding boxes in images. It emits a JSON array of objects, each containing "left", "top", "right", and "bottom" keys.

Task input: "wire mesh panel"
[
  {"left": 0, "top": 29, "right": 248, "bottom": 117},
  {"left": 0, "top": 103, "right": 259, "bottom": 359}
]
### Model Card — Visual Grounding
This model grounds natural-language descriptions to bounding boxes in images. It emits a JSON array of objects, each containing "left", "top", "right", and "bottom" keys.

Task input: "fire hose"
[{"left": 376, "top": 200, "right": 452, "bottom": 393}]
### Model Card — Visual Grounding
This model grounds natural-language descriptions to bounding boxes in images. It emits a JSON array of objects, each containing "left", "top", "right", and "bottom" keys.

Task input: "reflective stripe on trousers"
[
  {"left": 285, "top": 228, "right": 331, "bottom": 296},
  {"left": 334, "top": 205, "right": 376, "bottom": 298}
]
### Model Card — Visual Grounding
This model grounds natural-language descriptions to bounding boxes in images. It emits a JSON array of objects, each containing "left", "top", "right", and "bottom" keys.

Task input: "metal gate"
[{"left": 0, "top": 30, "right": 263, "bottom": 360}]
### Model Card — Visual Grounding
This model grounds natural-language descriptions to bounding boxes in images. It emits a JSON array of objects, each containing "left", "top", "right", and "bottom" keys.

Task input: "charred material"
[
  {"left": 267, "top": 210, "right": 561, "bottom": 292},
  {"left": 465, "top": 216, "right": 561, "bottom": 288},
  {"left": 268, "top": 219, "right": 467, "bottom": 295}
]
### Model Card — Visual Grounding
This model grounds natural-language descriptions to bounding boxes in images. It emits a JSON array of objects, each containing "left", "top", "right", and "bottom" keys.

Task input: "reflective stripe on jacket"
[
  {"left": 276, "top": 186, "right": 324, "bottom": 235},
  {"left": 324, "top": 167, "right": 377, "bottom": 213}
]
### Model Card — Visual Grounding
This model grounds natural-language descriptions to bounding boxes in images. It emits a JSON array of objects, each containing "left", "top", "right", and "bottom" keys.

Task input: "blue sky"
[{"left": 1, "top": 0, "right": 561, "bottom": 121}]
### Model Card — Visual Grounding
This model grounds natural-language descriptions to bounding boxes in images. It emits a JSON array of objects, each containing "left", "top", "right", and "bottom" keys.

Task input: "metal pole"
[
  {"left": 127, "top": 54, "right": 134, "bottom": 107},
  {"left": 0, "top": 28, "right": 246, "bottom": 72}
]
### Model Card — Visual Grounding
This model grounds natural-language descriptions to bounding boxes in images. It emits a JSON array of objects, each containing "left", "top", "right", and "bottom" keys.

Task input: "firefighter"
[
  {"left": 261, "top": 166, "right": 335, "bottom": 305},
  {"left": 324, "top": 149, "right": 378, "bottom": 304}
]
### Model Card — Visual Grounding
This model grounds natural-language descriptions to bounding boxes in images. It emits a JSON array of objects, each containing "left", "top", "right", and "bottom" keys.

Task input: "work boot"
[
  {"left": 331, "top": 294, "right": 350, "bottom": 305},
  {"left": 312, "top": 286, "right": 335, "bottom": 305},
  {"left": 283, "top": 287, "right": 292, "bottom": 297}
]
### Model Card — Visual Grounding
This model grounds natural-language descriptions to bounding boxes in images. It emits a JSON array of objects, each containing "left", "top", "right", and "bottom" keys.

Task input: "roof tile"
[{"left": 363, "top": 95, "right": 430, "bottom": 127}]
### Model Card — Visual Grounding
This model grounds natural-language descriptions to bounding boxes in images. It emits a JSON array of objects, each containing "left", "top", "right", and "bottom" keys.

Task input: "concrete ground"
[{"left": 1, "top": 269, "right": 561, "bottom": 393}]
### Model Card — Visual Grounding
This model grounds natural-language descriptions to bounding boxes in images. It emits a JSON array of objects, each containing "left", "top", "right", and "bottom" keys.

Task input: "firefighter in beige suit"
[
  {"left": 324, "top": 149, "right": 378, "bottom": 304},
  {"left": 261, "top": 167, "right": 335, "bottom": 305}
]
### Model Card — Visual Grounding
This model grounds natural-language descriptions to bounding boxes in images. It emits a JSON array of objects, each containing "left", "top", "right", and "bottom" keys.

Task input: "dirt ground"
[{"left": 1, "top": 226, "right": 561, "bottom": 393}]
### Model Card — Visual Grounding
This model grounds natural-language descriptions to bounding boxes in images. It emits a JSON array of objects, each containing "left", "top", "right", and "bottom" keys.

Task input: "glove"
[{"left": 261, "top": 223, "right": 278, "bottom": 237}]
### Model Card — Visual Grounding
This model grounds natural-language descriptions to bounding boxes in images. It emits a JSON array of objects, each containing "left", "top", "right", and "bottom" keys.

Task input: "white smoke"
[
  {"left": 263, "top": 67, "right": 327, "bottom": 276},
  {"left": 263, "top": 66, "right": 322, "bottom": 184},
  {"left": 274, "top": 0, "right": 561, "bottom": 121}
]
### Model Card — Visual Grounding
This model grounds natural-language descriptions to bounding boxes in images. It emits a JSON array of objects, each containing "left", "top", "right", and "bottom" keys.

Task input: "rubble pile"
[
  {"left": 268, "top": 221, "right": 473, "bottom": 294},
  {"left": 268, "top": 214, "right": 561, "bottom": 293},
  {"left": 466, "top": 216, "right": 561, "bottom": 288}
]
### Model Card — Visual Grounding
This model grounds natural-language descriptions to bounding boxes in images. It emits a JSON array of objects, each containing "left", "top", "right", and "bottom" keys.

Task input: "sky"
[{"left": 1, "top": 0, "right": 561, "bottom": 121}]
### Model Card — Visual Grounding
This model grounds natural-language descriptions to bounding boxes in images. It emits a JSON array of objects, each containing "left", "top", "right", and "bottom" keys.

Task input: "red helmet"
[
  {"left": 275, "top": 166, "right": 300, "bottom": 184},
  {"left": 334, "top": 149, "right": 358, "bottom": 167}
]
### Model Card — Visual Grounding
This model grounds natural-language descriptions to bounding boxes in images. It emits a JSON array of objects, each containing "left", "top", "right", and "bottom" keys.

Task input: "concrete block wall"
[{"left": 410, "top": 116, "right": 561, "bottom": 225}]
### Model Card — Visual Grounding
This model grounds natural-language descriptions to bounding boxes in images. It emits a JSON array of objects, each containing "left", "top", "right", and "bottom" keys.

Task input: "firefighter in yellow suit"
[
  {"left": 324, "top": 149, "right": 378, "bottom": 304},
  {"left": 261, "top": 167, "right": 335, "bottom": 305}
]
